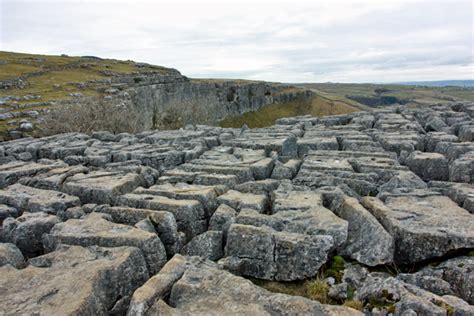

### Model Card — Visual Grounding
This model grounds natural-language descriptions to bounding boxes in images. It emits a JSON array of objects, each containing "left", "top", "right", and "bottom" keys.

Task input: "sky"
[{"left": 0, "top": 0, "right": 473, "bottom": 83}]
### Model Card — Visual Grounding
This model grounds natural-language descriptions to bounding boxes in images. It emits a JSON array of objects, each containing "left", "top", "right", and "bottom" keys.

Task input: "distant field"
[
  {"left": 297, "top": 82, "right": 474, "bottom": 106},
  {"left": 220, "top": 94, "right": 360, "bottom": 128}
]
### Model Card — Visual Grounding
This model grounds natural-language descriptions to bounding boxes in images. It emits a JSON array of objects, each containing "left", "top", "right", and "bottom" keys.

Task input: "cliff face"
[
  {"left": 126, "top": 75, "right": 313, "bottom": 129},
  {"left": 0, "top": 51, "right": 313, "bottom": 139}
]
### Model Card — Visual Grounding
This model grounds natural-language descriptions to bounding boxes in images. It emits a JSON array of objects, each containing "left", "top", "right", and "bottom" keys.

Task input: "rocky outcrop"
[
  {"left": 43, "top": 212, "right": 167, "bottom": 274},
  {"left": 127, "top": 255, "right": 362, "bottom": 316},
  {"left": 129, "top": 79, "right": 313, "bottom": 129},
  {"left": 0, "top": 245, "right": 149, "bottom": 315},
  {"left": 1, "top": 101, "right": 474, "bottom": 314}
]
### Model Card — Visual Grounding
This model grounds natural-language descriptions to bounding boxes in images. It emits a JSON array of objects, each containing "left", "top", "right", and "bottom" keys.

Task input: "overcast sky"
[{"left": 1, "top": 0, "right": 473, "bottom": 83}]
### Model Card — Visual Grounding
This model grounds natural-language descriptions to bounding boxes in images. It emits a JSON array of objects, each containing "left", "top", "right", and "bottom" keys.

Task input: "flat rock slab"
[
  {"left": 133, "top": 182, "right": 225, "bottom": 215},
  {"left": 91, "top": 205, "right": 182, "bottom": 256},
  {"left": 0, "top": 183, "right": 80, "bottom": 215},
  {"left": 62, "top": 170, "right": 146, "bottom": 204},
  {"left": 43, "top": 213, "right": 167, "bottom": 274},
  {"left": 362, "top": 195, "right": 474, "bottom": 265},
  {"left": 272, "top": 189, "right": 324, "bottom": 212},
  {"left": 236, "top": 208, "right": 348, "bottom": 248},
  {"left": 0, "top": 245, "right": 149, "bottom": 315},
  {"left": 128, "top": 255, "right": 362, "bottom": 316},
  {"left": 0, "top": 161, "right": 66, "bottom": 189},
  {"left": 217, "top": 190, "right": 268, "bottom": 213}
]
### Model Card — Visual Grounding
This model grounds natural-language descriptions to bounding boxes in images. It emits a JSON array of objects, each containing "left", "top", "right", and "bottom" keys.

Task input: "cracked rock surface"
[{"left": 1, "top": 102, "right": 473, "bottom": 315}]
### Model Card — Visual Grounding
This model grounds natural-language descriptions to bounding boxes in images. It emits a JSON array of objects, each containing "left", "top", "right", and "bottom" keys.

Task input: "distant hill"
[
  {"left": 395, "top": 80, "right": 474, "bottom": 88},
  {"left": 296, "top": 82, "right": 474, "bottom": 108}
]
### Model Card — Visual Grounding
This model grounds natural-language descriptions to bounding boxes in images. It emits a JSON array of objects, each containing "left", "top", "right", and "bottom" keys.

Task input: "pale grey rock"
[
  {"left": 0, "top": 183, "right": 80, "bottom": 216},
  {"left": 333, "top": 197, "right": 394, "bottom": 266},
  {"left": 127, "top": 254, "right": 188, "bottom": 316},
  {"left": 236, "top": 207, "right": 348, "bottom": 248},
  {"left": 133, "top": 182, "right": 225, "bottom": 216},
  {"left": 208, "top": 204, "right": 237, "bottom": 235},
  {"left": 181, "top": 231, "right": 224, "bottom": 261},
  {"left": 119, "top": 193, "right": 206, "bottom": 240},
  {"left": 90, "top": 205, "right": 182, "bottom": 255},
  {"left": 362, "top": 196, "right": 474, "bottom": 265},
  {"left": 405, "top": 151, "right": 449, "bottom": 181},
  {"left": 223, "top": 224, "right": 334, "bottom": 281},
  {"left": 449, "top": 151, "right": 474, "bottom": 183},
  {"left": 0, "top": 245, "right": 149, "bottom": 315},
  {"left": 132, "top": 255, "right": 362, "bottom": 316},
  {"left": 413, "top": 256, "right": 474, "bottom": 304},
  {"left": 234, "top": 178, "right": 281, "bottom": 194},
  {"left": 0, "top": 161, "right": 66, "bottom": 189},
  {"left": 134, "top": 217, "right": 157, "bottom": 233},
  {"left": 43, "top": 213, "right": 167, "bottom": 274},
  {"left": 378, "top": 171, "right": 427, "bottom": 196},
  {"left": 62, "top": 170, "right": 146, "bottom": 204},
  {"left": 217, "top": 190, "right": 268, "bottom": 213},
  {"left": 270, "top": 159, "right": 301, "bottom": 179}
]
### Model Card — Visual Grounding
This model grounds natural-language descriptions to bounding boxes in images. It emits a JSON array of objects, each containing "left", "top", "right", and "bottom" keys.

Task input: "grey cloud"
[{"left": 1, "top": 0, "right": 472, "bottom": 82}]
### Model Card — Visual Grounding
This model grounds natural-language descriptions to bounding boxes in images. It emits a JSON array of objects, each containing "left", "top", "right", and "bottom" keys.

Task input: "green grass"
[
  {"left": 220, "top": 94, "right": 360, "bottom": 128},
  {"left": 252, "top": 277, "right": 330, "bottom": 304},
  {"left": 0, "top": 51, "right": 178, "bottom": 136},
  {"left": 0, "top": 51, "right": 174, "bottom": 102},
  {"left": 297, "top": 82, "right": 474, "bottom": 107}
]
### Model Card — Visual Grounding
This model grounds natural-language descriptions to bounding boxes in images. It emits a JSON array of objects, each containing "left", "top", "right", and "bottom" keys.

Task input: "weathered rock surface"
[
  {"left": 181, "top": 230, "right": 224, "bottom": 261},
  {"left": 333, "top": 196, "right": 394, "bottom": 266},
  {"left": 0, "top": 183, "right": 80, "bottom": 216},
  {"left": 0, "top": 245, "right": 149, "bottom": 315},
  {"left": 222, "top": 223, "right": 334, "bottom": 280},
  {"left": 1, "top": 212, "right": 60, "bottom": 258},
  {"left": 0, "top": 242, "right": 25, "bottom": 268},
  {"left": 362, "top": 195, "right": 474, "bottom": 265},
  {"left": 1, "top": 102, "right": 474, "bottom": 313},
  {"left": 43, "top": 213, "right": 167, "bottom": 274},
  {"left": 128, "top": 255, "right": 362, "bottom": 316},
  {"left": 405, "top": 151, "right": 449, "bottom": 181}
]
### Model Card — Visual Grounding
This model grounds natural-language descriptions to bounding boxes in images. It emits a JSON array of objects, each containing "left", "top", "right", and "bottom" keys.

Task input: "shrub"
[{"left": 40, "top": 98, "right": 145, "bottom": 136}]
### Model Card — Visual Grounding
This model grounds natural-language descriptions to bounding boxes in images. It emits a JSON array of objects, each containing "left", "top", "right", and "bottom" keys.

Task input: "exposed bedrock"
[
  {"left": 129, "top": 79, "right": 314, "bottom": 128},
  {"left": 1, "top": 101, "right": 474, "bottom": 314}
]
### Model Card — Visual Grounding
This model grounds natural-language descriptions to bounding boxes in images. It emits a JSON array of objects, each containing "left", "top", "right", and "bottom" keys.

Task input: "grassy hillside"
[
  {"left": 0, "top": 51, "right": 179, "bottom": 137},
  {"left": 220, "top": 94, "right": 360, "bottom": 128},
  {"left": 0, "top": 51, "right": 173, "bottom": 102},
  {"left": 298, "top": 83, "right": 474, "bottom": 106},
  {"left": 2, "top": 51, "right": 473, "bottom": 138}
]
